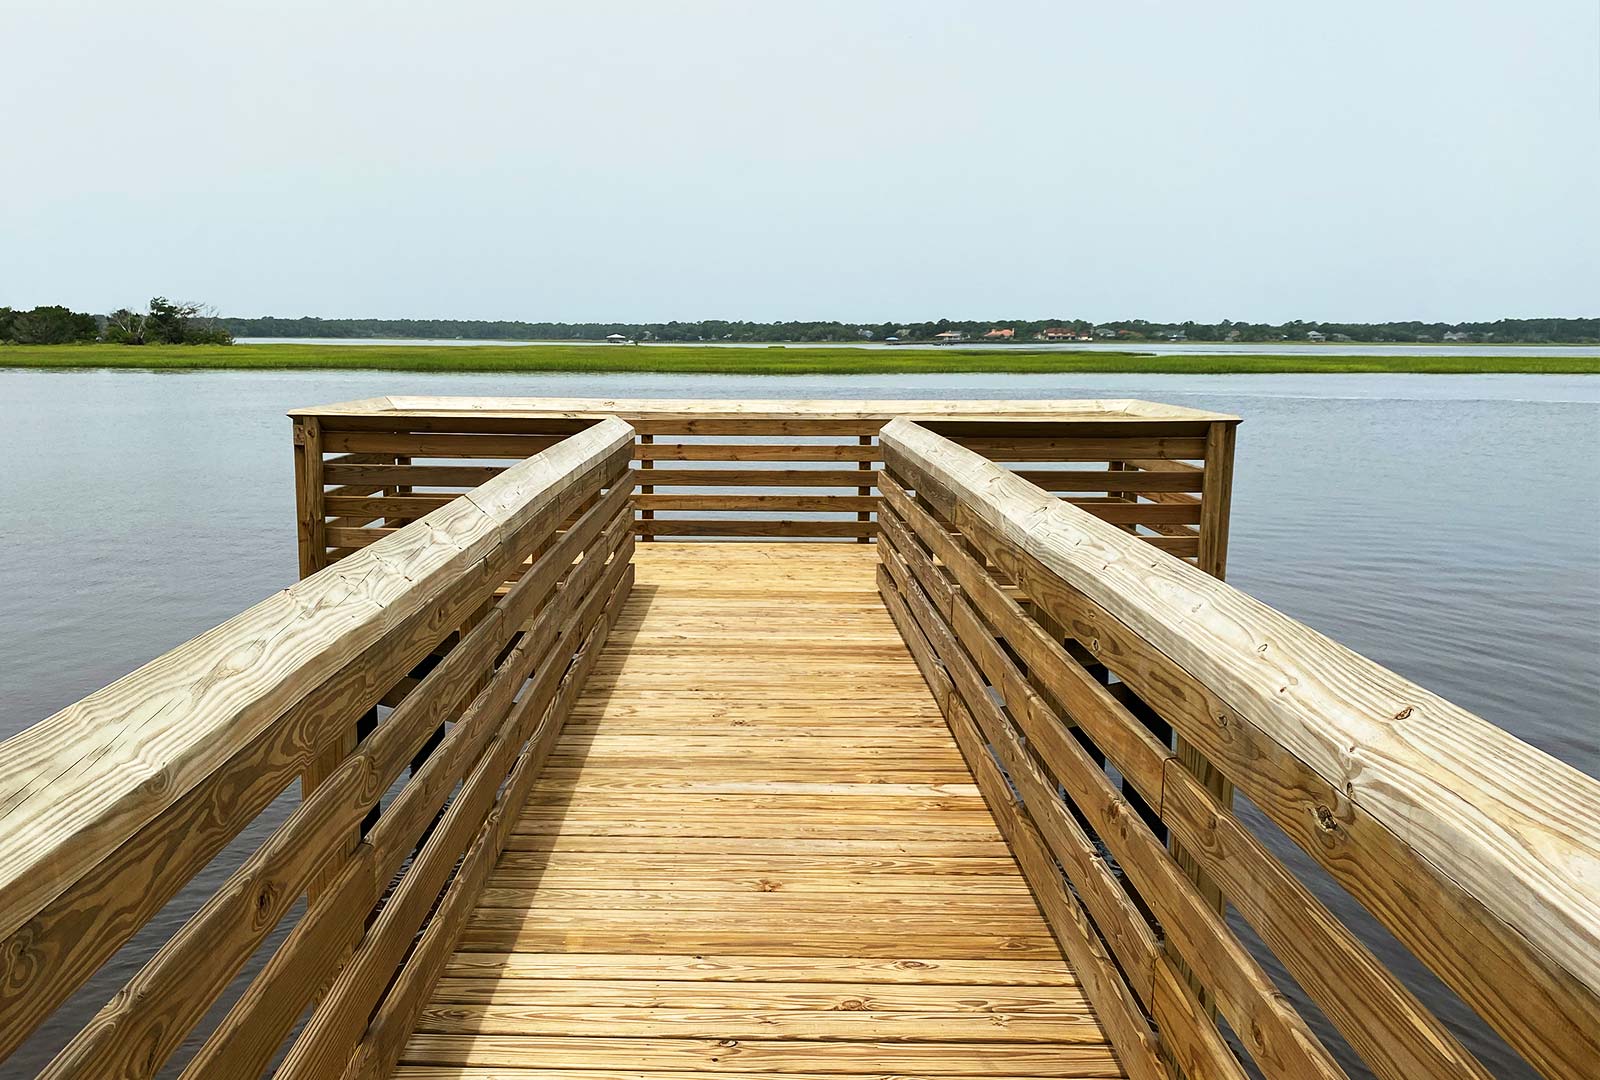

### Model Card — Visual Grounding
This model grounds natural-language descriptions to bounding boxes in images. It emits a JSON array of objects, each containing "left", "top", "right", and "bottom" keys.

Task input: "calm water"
[{"left": 1, "top": 369, "right": 1596, "bottom": 1078}]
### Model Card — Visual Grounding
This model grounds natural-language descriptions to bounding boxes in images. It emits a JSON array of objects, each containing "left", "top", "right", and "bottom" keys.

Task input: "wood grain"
[{"left": 387, "top": 544, "right": 1128, "bottom": 1080}]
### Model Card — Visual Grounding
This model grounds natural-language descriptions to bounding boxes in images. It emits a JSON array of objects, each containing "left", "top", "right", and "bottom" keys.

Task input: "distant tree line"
[
  {"left": 218, "top": 314, "right": 1600, "bottom": 344},
  {"left": 8, "top": 306, "right": 1596, "bottom": 346},
  {"left": 0, "top": 298, "right": 233, "bottom": 345},
  {"left": 0, "top": 305, "right": 99, "bottom": 344}
]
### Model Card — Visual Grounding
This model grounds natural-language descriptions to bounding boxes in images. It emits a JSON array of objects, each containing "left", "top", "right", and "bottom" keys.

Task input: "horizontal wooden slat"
[
  {"left": 325, "top": 494, "right": 459, "bottom": 517},
  {"left": 323, "top": 432, "right": 567, "bottom": 457},
  {"left": 636, "top": 443, "right": 882, "bottom": 463},
  {"left": 638, "top": 519, "right": 877, "bottom": 538},
  {"left": 642, "top": 468, "right": 880, "bottom": 487},
  {"left": 1012, "top": 468, "right": 1206, "bottom": 492},
  {"left": 324, "top": 463, "right": 508, "bottom": 486},
  {"left": 952, "top": 437, "right": 1205, "bottom": 461},
  {"left": 634, "top": 494, "right": 878, "bottom": 513},
  {"left": 1075, "top": 501, "right": 1202, "bottom": 525},
  {"left": 326, "top": 525, "right": 399, "bottom": 547}
]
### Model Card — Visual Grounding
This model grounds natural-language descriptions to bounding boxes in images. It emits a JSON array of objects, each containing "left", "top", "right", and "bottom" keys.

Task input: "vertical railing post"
[
  {"left": 1171, "top": 417, "right": 1240, "bottom": 1011},
  {"left": 857, "top": 433, "right": 874, "bottom": 542},
  {"left": 638, "top": 433, "right": 654, "bottom": 541},
  {"left": 1198, "top": 420, "right": 1237, "bottom": 580},
  {"left": 292, "top": 415, "right": 326, "bottom": 578}
]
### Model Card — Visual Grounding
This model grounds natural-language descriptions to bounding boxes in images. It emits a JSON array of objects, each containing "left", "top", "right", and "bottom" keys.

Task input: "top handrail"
[
  {"left": 287, "top": 395, "right": 1241, "bottom": 423},
  {"left": 878, "top": 417, "right": 1600, "bottom": 1059},
  {"left": 0, "top": 415, "right": 636, "bottom": 945}
]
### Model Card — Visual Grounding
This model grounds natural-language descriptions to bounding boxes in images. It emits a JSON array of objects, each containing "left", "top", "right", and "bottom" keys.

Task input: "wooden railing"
[
  {"left": 875, "top": 418, "right": 1600, "bottom": 1080},
  {"left": 0, "top": 417, "right": 637, "bottom": 1079},
  {"left": 289, "top": 397, "right": 1238, "bottom": 557}
]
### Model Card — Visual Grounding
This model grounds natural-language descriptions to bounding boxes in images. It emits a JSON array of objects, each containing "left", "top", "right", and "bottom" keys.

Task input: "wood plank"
[
  {"left": 641, "top": 468, "right": 880, "bottom": 487},
  {"left": 635, "top": 443, "right": 882, "bottom": 462},
  {"left": 398, "top": 1035, "right": 1123, "bottom": 1075},
  {"left": 440, "top": 953, "right": 1080, "bottom": 985},
  {"left": 428, "top": 977, "right": 1088, "bottom": 1007},
  {"left": 1013, "top": 468, "right": 1205, "bottom": 493},
  {"left": 411, "top": 1001, "right": 1103, "bottom": 1041},
  {"left": 322, "top": 431, "right": 565, "bottom": 457},
  {"left": 634, "top": 494, "right": 878, "bottom": 512},
  {"left": 637, "top": 519, "right": 877, "bottom": 538},
  {"left": 323, "top": 462, "right": 507, "bottom": 486}
]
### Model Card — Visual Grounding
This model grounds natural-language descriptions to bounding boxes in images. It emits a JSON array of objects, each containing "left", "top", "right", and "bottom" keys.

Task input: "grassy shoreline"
[{"left": 2, "top": 342, "right": 1596, "bottom": 375}]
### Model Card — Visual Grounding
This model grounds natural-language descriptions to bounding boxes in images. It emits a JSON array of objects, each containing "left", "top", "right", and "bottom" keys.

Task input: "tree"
[
  {"left": 1, "top": 305, "right": 98, "bottom": 344},
  {"left": 105, "top": 308, "right": 149, "bottom": 344},
  {"left": 132, "top": 297, "right": 233, "bottom": 345}
]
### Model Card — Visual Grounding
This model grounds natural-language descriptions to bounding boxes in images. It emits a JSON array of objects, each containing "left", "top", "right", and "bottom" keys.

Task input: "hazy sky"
[{"left": 2, "top": 1, "right": 1595, "bottom": 323}]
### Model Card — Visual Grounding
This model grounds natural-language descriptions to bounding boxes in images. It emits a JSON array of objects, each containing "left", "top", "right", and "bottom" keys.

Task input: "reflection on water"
[{"left": 0, "top": 368, "right": 1595, "bottom": 1078}]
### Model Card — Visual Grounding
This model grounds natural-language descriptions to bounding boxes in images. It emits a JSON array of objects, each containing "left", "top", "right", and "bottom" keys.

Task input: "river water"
[{"left": 0, "top": 368, "right": 1595, "bottom": 1077}]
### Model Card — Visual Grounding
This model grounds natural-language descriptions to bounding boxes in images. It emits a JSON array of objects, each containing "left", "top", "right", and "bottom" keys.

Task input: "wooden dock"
[
  {"left": 399, "top": 543, "right": 1122, "bottom": 1077},
  {"left": 2, "top": 399, "right": 1596, "bottom": 1080}
]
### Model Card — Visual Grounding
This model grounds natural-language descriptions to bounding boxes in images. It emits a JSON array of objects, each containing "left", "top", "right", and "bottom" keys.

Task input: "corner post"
[
  {"left": 1197, "top": 419, "right": 1237, "bottom": 579},
  {"left": 1172, "top": 417, "right": 1239, "bottom": 1011},
  {"left": 637, "top": 433, "right": 654, "bottom": 541},
  {"left": 292, "top": 415, "right": 326, "bottom": 578}
]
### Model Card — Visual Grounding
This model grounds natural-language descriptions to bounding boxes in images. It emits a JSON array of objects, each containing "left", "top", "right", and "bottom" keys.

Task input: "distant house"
[
  {"left": 1093, "top": 327, "right": 1116, "bottom": 338},
  {"left": 933, "top": 330, "right": 964, "bottom": 344},
  {"left": 1039, "top": 327, "right": 1075, "bottom": 341},
  {"left": 1442, "top": 331, "right": 1470, "bottom": 342},
  {"left": 604, "top": 333, "right": 632, "bottom": 344},
  {"left": 983, "top": 328, "right": 1015, "bottom": 340},
  {"left": 1224, "top": 329, "right": 1241, "bottom": 342},
  {"left": 1306, "top": 330, "right": 1326, "bottom": 342}
]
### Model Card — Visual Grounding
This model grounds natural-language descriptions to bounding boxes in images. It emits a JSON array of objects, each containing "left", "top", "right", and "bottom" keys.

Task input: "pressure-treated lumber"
[
  {"left": 290, "top": 397, "right": 1233, "bottom": 549},
  {"left": 394, "top": 543, "right": 1130, "bottom": 1080},
  {"left": 878, "top": 470, "right": 1489, "bottom": 1080},
  {"left": 880, "top": 417, "right": 1600, "bottom": 1080}
]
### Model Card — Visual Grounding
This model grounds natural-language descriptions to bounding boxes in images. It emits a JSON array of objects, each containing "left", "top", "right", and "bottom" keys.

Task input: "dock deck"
[
  {"left": 8, "top": 400, "right": 1596, "bottom": 1080},
  {"left": 399, "top": 544, "right": 1123, "bottom": 1078}
]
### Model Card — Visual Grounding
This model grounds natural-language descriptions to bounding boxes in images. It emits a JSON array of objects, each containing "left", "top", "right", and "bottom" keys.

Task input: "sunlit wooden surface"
[{"left": 396, "top": 543, "right": 1124, "bottom": 1079}]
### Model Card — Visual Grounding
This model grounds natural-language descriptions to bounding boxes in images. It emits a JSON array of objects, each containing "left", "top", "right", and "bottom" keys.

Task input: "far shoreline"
[{"left": 2, "top": 342, "right": 1597, "bottom": 376}]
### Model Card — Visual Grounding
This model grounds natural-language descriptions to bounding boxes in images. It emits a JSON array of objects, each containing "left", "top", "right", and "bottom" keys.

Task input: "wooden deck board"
[{"left": 397, "top": 543, "right": 1123, "bottom": 1078}]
